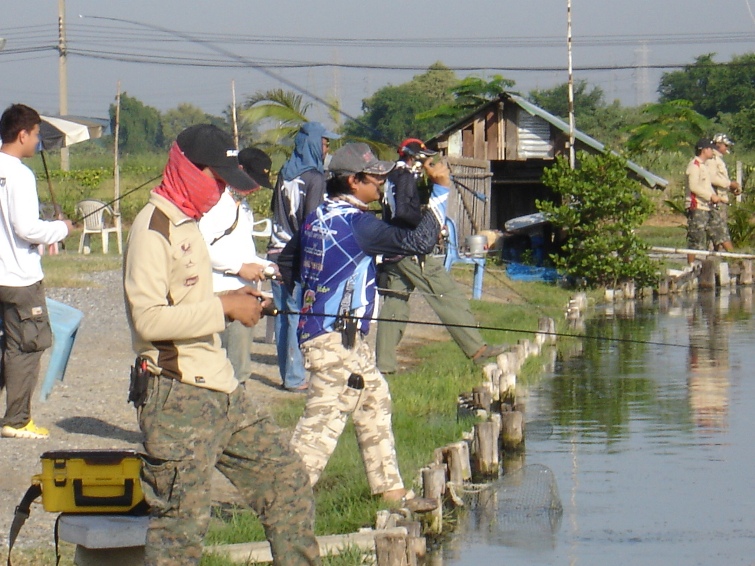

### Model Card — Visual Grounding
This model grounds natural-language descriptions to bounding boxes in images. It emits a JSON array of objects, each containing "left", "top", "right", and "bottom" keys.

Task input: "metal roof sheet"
[{"left": 506, "top": 93, "right": 668, "bottom": 189}]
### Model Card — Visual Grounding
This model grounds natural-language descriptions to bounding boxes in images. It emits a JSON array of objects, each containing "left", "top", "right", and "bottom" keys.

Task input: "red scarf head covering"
[{"left": 153, "top": 143, "right": 225, "bottom": 219}]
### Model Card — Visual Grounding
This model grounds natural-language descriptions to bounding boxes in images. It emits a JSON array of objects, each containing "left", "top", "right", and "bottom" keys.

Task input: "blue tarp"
[{"left": 506, "top": 263, "right": 560, "bottom": 283}]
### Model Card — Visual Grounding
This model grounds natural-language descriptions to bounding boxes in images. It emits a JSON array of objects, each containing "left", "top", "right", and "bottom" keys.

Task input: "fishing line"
[
  {"left": 78, "top": 15, "right": 394, "bottom": 145},
  {"left": 272, "top": 309, "right": 711, "bottom": 351},
  {"left": 72, "top": 173, "right": 162, "bottom": 224}
]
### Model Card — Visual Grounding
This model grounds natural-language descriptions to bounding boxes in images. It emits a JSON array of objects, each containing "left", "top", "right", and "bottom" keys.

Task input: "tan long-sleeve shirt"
[
  {"left": 124, "top": 192, "right": 236, "bottom": 393},
  {"left": 707, "top": 150, "right": 732, "bottom": 203},
  {"left": 685, "top": 157, "right": 715, "bottom": 212}
]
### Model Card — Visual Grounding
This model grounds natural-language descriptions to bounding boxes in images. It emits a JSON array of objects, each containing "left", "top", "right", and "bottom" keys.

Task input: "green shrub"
[{"left": 539, "top": 151, "right": 659, "bottom": 288}]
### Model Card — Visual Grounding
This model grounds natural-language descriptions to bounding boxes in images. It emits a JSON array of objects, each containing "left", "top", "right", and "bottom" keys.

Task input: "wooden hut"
[{"left": 426, "top": 92, "right": 668, "bottom": 244}]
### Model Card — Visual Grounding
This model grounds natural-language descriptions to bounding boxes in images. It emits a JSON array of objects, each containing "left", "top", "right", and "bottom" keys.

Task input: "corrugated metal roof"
[{"left": 507, "top": 93, "right": 668, "bottom": 189}]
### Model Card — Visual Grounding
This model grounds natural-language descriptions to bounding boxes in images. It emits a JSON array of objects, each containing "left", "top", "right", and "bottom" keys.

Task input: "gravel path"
[{"left": 0, "top": 268, "right": 516, "bottom": 557}]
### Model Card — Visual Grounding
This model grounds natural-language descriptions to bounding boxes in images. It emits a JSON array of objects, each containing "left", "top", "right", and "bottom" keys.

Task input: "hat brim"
[
  {"left": 362, "top": 160, "right": 396, "bottom": 175},
  {"left": 212, "top": 165, "right": 259, "bottom": 193},
  {"left": 322, "top": 129, "right": 341, "bottom": 140},
  {"left": 248, "top": 170, "right": 273, "bottom": 189}
]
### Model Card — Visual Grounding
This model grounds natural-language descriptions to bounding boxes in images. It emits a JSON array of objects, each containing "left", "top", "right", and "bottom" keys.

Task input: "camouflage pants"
[
  {"left": 291, "top": 332, "right": 404, "bottom": 495},
  {"left": 138, "top": 378, "right": 320, "bottom": 566},
  {"left": 687, "top": 208, "right": 711, "bottom": 252},
  {"left": 708, "top": 205, "right": 731, "bottom": 246}
]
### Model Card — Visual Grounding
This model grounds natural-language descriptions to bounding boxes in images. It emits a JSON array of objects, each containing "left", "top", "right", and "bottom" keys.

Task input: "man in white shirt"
[
  {"left": 198, "top": 147, "right": 278, "bottom": 382},
  {"left": 0, "top": 104, "right": 73, "bottom": 439}
]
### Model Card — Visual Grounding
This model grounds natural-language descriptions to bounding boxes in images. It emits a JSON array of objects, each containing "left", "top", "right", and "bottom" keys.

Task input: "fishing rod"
[
  {"left": 451, "top": 177, "right": 487, "bottom": 202},
  {"left": 72, "top": 174, "right": 162, "bottom": 224},
  {"left": 268, "top": 309, "right": 717, "bottom": 351},
  {"left": 78, "top": 15, "right": 395, "bottom": 146}
]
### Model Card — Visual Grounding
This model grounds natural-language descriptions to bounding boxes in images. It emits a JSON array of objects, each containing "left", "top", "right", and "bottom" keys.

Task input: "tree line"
[{"left": 110, "top": 52, "right": 755, "bottom": 158}]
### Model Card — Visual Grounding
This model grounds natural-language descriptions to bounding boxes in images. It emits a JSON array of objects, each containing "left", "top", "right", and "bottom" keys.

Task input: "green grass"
[
  {"left": 41, "top": 252, "right": 123, "bottom": 287},
  {"left": 635, "top": 224, "right": 687, "bottom": 249}
]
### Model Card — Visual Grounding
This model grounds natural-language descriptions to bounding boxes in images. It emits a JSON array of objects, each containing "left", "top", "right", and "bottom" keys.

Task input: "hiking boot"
[
  {"left": 1, "top": 420, "right": 49, "bottom": 439},
  {"left": 472, "top": 344, "right": 507, "bottom": 365}
]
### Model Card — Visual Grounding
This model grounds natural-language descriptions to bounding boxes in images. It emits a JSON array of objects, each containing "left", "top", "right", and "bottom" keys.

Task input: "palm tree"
[
  {"left": 239, "top": 89, "right": 314, "bottom": 165},
  {"left": 625, "top": 100, "right": 712, "bottom": 158}
]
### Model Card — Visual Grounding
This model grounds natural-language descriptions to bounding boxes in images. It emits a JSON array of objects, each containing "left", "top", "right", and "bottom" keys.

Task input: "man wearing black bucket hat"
[
  {"left": 124, "top": 125, "right": 319, "bottom": 566},
  {"left": 375, "top": 138, "right": 505, "bottom": 374},
  {"left": 199, "top": 147, "right": 278, "bottom": 382}
]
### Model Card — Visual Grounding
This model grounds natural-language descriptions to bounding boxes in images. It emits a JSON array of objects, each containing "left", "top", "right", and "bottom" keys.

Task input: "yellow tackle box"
[{"left": 34, "top": 450, "right": 145, "bottom": 513}]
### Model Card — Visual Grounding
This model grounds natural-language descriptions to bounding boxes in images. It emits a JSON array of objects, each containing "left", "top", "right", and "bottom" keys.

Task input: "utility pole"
[
  {"left": 114, "top": 82, "right": 121, "bottom": 214},
  {"left": 58, "top": 0, "right": 70, "bottom": 171},
  {"left": 634, "top": 43, "right": 651, "bottom": 106},
  {"left": 566, "top": 0, "right": 575, "bottom": 170},
  {"left": 231, "top": 80, "right": 238, "bottom": 149}
]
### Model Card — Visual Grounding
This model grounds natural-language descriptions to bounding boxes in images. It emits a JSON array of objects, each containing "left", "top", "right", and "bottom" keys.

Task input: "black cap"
[
  {"left": 695, "top": 138, "right": 715, "bottom": 151},
  {"left": 398, "top": 138, "right": 437, "bottom": 159},
  {"left": 176, "top": 124, "right": 258, "bottom": 192},
  {"left": 238, "top": 147, "right": 272, "bottom": 189}
]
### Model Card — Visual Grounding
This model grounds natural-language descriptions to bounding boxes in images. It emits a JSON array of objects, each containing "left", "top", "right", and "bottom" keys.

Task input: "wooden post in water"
[
  {"left": 482, "top": 363, "right": 502, "bottom": 401},
  {"left": 518, "top": 338, "right": 533, "bottom": 358},
  {"left": 501, "top": 410, "right": 524, "bottom": 451},
  {"left": 511, "top": 343, "right": 526, "bottom": 369},
  {"left": 472, "top": 420, "right": 500, "bottom": 479},
  {"left": 375, "top": 531, "right": 408, "bottom": 566},
  {"left": 535, "top": 317, "right": 554, "bottom": 347},
  {"left": 421, "top": 465, "right": 446, "bottom": 534},
  {"left": 699, "top": 259, "right": 717, "bottom": 290},
  {"left": 718, "top": 262, "right": 731, "bottom": 286},
  {"left": 442, "top": 441, "right": 472, "bottom": 485},
  {"left": 497, "top": 351, "right": 517, "bottom": 406},
  {"left": 658, "top": 277, "right": 669, "bottom": 295},
  {"left": 741, "top": 260, "right": 753, "bottom": 285},
  {"left": 472, "top": 386, "right": 492, "bottom": 412},
  {"left": 396, "top": 520, "right": 425, "bottom": 566},
  {"left": 621, "top": 280, "right": 636, "bottom": 299}
]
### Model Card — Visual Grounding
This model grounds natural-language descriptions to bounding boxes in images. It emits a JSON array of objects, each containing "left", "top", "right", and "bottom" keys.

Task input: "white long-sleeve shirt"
[
  {"left": 198, "top": 189, "right": 272, "bottom": 293},
  {"left": 0, "top": 152, "right": 68, "bottom": 287}
]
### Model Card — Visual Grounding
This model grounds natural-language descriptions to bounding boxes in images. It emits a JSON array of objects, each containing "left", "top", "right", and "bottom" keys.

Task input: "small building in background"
[{"left": 426, "top": 92, "right": 668, "bottom": 256}]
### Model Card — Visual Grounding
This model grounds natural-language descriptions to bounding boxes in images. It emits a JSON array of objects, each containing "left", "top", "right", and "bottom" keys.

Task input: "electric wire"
[{"left": 76, "top": 15, "right": 394, "bottom": 145}]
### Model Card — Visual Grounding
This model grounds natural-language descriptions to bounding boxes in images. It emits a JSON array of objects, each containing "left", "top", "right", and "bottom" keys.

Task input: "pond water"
[{"left": 437, "top": 288, "right": 755, "bottom": 565}]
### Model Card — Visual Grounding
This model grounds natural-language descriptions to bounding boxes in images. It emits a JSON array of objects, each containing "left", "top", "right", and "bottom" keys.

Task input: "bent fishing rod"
[
  {"left": 71, "top": 174, "right": 162, "bottom": 225},
  {"left": 263, "top": 308, "right": 716, "bottom": 351}
]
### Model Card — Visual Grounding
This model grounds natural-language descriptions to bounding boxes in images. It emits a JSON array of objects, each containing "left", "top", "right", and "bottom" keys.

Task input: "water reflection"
[
  {"left": 438, "top": 289, "right": 755, "bottom": 565},
  {"left": 687, "top": 291, "right": 729, "bottom": 432}
]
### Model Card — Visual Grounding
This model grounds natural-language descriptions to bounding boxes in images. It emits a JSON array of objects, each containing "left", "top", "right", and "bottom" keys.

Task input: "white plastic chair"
[
  {"left": 251, "top": 218, "right": 272, "bottom": 239},
  {"left": 75, "top": 199, "right": 123, "bottom": 254}
]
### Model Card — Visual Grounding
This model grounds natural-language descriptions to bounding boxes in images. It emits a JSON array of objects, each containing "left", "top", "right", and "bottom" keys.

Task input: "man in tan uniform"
[
  {"left": 685, "top": 138, "right": 720, "bottom": 265},
  {"left": 707, "top": 133, "right": 741, "bottom": 252},
  {"left": 124, "top": 124, "right": 319, "bottom": 566}
]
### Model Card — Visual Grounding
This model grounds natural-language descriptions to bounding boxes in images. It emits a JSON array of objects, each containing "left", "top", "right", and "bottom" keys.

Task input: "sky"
[{"left": 1, "top": 0, "right": 755, "bottom": 130}]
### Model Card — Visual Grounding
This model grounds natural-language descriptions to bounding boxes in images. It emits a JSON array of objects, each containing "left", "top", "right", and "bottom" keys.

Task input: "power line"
[
  {"left": 5, "top": 22, "right": 755, "bottom": 50},
  {"left": 58, "top": 48, "right": 755, "bottom": 73}
]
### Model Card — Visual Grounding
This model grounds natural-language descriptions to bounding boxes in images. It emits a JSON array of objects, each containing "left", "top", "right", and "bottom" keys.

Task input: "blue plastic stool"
[
  {"left": 443, "top": 218, "right": 486, "bottom": 300},
  {"left": 39, "top": 298, "right": 83, "bottom": 401}
]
